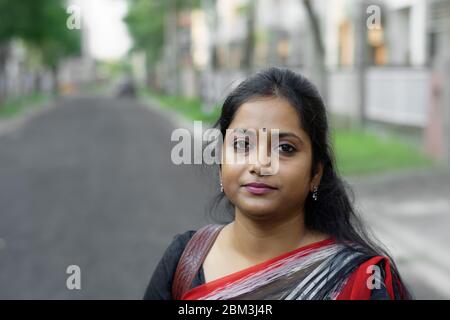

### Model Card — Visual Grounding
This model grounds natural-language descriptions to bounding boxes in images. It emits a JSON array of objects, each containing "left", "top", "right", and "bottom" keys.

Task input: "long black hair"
[{"left": 203, "top": 67, "right": 411, "bottom": 299}]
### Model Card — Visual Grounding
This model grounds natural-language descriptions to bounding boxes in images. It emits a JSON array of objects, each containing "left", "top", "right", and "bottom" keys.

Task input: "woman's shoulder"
[
  {"left": 337, "top": 252, "right": 411, "bottom": 300},
  {"left": 172, "top": 230, "right": 197, "bottom": 247},
  {"left": 156, "top": 229, "right": 199, "bottom": 269},
  {"left": 167, "top": 224, "right": 225, "bottom": 258},
  {"left": 142, "top": 229, "right": 197, "bottom": 300},
  {"left": 166, "top": 224, "right": 225, "bottom": 255},
  {"left": 163, "top": 229, "right": 198, "bottom": 263}
]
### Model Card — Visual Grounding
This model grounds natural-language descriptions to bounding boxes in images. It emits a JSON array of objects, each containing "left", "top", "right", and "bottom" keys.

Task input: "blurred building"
[
  {"left": 58, "top": 3, "right": 96, "bottom": 95},
  {"left": 153, "top": 0, "right": 450, "bottom": 162},
  {"left": 321, "top": 0, "right": 430, "bottom": 141}
]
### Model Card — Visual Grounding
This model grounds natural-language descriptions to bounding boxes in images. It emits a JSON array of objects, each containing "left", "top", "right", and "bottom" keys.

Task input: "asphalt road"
[
  {"left": 0, "top": 96, "right": 219, "bottom": 299},
  {"left": 349, "top": 167, "right": 450, "bottom": 299}
]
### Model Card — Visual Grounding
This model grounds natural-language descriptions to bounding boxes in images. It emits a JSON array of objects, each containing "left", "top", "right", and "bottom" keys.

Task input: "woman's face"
[{"left": 220, "top": 96, "right": 323, "bottom": 221}]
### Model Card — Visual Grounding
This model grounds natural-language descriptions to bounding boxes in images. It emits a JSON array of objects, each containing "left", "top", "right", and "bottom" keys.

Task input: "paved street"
[
  {"left": 349, "top": 168, "right": 450, "bottom": 299},
  {"left": 0, "top": 95, "right": 449, "bottom": 299},
  {"left": 0, "top": 96, "right": 216, "bottom": 299}
]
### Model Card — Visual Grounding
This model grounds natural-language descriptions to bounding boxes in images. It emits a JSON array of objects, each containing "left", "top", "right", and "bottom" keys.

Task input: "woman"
[{"left": 144, "top": 67, "right": 411, "bottom": 300}]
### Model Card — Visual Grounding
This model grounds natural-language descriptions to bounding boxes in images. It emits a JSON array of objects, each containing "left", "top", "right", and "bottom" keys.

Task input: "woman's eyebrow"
[
  {"left": 277, "top": 132, "right": 304, "bottom": 144},
  {"left": 230, "top": 128, "right": 255, "bottom": 135},
  {"left": 230, "top": 128, "right": 304, "bottom": 144}
]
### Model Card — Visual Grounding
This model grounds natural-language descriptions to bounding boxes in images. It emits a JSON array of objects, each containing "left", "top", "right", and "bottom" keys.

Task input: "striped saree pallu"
[{"left": 182, "top": 239, "right": 383, "bottom": 300}]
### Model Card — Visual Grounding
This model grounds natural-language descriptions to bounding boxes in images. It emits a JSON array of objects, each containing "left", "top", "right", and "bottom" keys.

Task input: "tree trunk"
[
  {"left": 243, "top": 0, "right": 256, "bottom": 74},
  {"left": 0, "top": 44, "right": 10, "bottom": 106},
  {"left": 34, "top": 71, "right": 42, "bottom": 95},
  {"left": 302, "top": 0, "right": 328, "bottom": 104},
  {"left": 164, "top": 2, "right": 180, "bottom": 95},
  {"left": 51, "top": 65, "right": 59, "bottom": 96}
]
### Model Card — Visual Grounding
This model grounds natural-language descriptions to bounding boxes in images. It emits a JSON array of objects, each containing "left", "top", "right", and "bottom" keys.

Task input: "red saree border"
[{"left": 181, "top": 237, "right": 336, "bottom": 300}]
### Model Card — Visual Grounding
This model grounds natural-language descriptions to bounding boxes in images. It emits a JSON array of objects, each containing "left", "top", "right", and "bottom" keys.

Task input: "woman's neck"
[{"left": 223, "top": 209, "right": 326, "bottom": 263}]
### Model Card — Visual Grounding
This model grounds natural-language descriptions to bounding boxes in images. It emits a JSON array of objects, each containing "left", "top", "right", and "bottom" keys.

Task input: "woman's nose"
[{"left": 249, "top": 145, "right": 274, "bottom": 176}]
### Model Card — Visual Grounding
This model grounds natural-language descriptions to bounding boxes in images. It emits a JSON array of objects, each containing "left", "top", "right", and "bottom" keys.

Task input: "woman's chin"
[{"left": 237, "top": 202, "right": 279, "bottom": 219}]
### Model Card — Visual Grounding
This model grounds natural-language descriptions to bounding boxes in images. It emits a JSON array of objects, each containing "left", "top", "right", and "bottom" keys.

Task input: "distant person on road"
[
  {"left": 144, "top": 67, "right": 412, "bottom": 300},
  {"left": 116, "top": 76, "right": 136, "bottom": 98}
]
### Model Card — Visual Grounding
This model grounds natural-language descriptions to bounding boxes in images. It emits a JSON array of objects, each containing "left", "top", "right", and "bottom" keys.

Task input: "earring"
[
  {"left": 312, "top": 186, "right": 319, "bottom": 201},
  {"left": 220, "top": 181, "right": 224, "bottom": 193}
]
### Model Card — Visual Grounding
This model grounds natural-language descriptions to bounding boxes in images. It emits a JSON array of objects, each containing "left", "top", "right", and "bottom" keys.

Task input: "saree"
[{"left": 181, "top": 238, "right": 407, "bottom": 300}]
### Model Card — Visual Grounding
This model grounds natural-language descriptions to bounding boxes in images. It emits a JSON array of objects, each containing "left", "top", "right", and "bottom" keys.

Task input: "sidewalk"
[
  {"left": 348, "top": 166, "right": 450, "bottom": 299},
  {"left": 139, "top": 94, "right": 199, "bottom": 134},
  {"left": 0, "top": 97, "right": 56, "bottom": 138}
]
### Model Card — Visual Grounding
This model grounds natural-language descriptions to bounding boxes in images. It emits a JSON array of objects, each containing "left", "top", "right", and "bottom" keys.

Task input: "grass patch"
[
  {"left": 333, "top": 129, "right": 433, "bottom": 176},
  {"left": 0, "top": 93, "right": 52, "bottom": 119},
  {"left": 141, "top": 90, "right": 221, "bottom": 124}
]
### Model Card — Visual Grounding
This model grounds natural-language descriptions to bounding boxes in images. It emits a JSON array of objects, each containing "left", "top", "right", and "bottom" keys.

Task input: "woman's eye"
[
  {"left": 233, "top": 139, "right": 250, "bottom": 151},
  {"left": 232, "top": 140, "right": 295, "bottom": 154},
  {"left": 278, "top": 144, "right": 296, "bottom": 154}
]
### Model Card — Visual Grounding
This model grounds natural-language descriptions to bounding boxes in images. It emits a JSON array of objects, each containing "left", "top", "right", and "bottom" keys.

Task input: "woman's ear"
[{"left": 311, "top": 162, "right": 324, "bottom": 191}]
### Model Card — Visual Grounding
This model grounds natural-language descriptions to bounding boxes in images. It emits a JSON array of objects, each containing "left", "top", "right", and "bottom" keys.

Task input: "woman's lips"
[{"left": 243, "top": 183, "right": 277, "bottom": 195}]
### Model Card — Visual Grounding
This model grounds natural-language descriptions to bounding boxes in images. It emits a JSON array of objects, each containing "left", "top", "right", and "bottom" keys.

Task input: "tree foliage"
[
  {"left": 124, "top": 0, "right": 166, "bottom": 63},
  {"left": 0, "top": 0, "right": 81, "bottom": 69},
  {"left": 124, "top": 0, "right": 201, "bottom": 63}
]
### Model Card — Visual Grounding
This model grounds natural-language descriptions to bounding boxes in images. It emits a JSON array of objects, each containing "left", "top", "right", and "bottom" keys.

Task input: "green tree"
[
  {"left": 124, "top": 0, "right": 166, "bottom": 90},
  {"left": 124, "top": 0, "right": 200, "bottom": 92},
  {"left": 31, "top": 0, "right": 81, "bottom": 93},
  {"left": 124, "top": 0, "right": 165, "bottom": 64},
  {"left": 0, "top": 0, "right": 81, "bottom": 100},
  {"left": 302, "top": 0, "right": 327, "bottom": 104}
]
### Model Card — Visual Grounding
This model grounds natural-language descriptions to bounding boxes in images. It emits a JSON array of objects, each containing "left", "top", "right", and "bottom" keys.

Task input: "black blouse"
[{"left": 143, "top": 230, "right": 203, "bottom": 300}]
